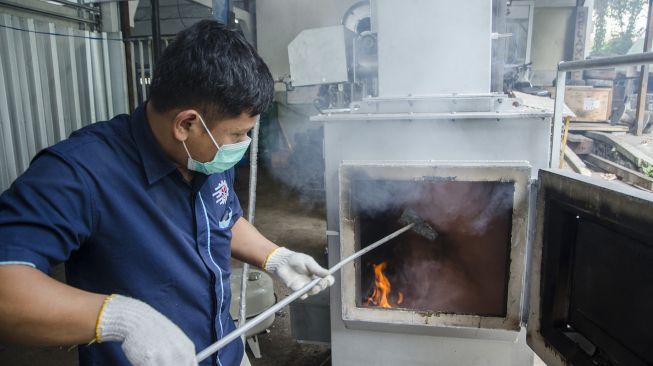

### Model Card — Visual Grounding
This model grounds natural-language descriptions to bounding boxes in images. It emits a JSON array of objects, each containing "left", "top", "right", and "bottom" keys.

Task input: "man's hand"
[
  {"left": 264, "top": 247, "right": 334, "bottom": 299},
  {"left": 98, "top": 295, "right": 197, "bottom": 366}
]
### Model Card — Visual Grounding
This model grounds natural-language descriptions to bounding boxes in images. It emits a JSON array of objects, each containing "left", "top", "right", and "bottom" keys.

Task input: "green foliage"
[
  {"left": 594, "top": 0, "right": 609, "bottom": 51},
  {"left": 642, "top": 163, "right": 653, "bottom": 177},
  {"left": 592, "top": 0, "right": 647, "bottom": 55},
  {"left": 602, "top": 32, "right": 637, "bottom": 54}
]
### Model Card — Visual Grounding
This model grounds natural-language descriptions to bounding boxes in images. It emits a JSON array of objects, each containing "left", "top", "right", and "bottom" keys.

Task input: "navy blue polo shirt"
[{"left": 0, "top": 104, "right": 244, "bottom": 366}]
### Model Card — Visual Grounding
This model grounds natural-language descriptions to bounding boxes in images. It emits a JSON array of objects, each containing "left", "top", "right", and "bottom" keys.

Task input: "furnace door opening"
[{"left": 351, "top": 179, "right": 515, "bottom": 317}]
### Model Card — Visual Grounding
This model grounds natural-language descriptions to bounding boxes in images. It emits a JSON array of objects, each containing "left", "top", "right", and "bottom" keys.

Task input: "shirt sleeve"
[{"left": 0, "top": 150, "right": 95, "bottom": 274}]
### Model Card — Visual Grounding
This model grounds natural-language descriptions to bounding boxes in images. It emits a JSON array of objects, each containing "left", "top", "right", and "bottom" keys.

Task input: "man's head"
[
  {"left": 149, "top": 20, "right": 274, "bottom": 123},
  {"left": 146, "top": 20, "right": 274, "bottom": 176}
]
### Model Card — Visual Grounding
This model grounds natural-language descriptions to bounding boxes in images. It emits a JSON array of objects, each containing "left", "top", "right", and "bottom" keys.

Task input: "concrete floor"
[{"left": 0, "top": 166, "right": 331, "bottom": 366}]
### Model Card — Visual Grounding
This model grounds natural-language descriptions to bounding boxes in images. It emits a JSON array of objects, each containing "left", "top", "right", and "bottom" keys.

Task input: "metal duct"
[
  {"left": 375, "top": 0, "right": 492, "bottom": 96},
  {"left": 212, "top": 0, "right": 231, "bottom": 24}
]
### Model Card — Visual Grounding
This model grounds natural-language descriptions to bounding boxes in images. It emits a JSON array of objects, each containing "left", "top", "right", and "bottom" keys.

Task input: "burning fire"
[{"left": 365, "top": 261, "right": 404, "bottom": 308}]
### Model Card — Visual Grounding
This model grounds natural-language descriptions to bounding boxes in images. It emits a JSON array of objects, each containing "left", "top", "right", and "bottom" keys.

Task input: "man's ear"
[{"left": 172, "top": 109, "right": 200, "bottom": 142}]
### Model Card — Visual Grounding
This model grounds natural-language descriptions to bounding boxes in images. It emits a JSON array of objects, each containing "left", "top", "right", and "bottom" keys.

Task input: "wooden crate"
[
  {"left": 564, "top": 86, "right": 612, "bottom": 122},
  {"left": 568, "top": 123, "right": 628, "bottom": 132}
]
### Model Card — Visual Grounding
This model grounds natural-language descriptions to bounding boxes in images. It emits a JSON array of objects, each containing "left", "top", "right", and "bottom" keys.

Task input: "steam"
[
  {"left": 413, "top": 181, "right": 514, "bottom": 236},
  {"left": 351, "top": 179, "right": 514, "bottom": 236},
  {"left": 351, "top": 179, "right": 424, "bottom": 215},
  {"left": 262, "top": 126, "right": 325, "bottom": 207}
]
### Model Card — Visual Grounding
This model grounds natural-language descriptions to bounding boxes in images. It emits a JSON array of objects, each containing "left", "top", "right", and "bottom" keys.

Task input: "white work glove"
[
  {"left": 97, "top": 295, "right": 197, "bottom": 366},
  {"left": 264, "top": 247, "right": 334, "bottom": 299}
]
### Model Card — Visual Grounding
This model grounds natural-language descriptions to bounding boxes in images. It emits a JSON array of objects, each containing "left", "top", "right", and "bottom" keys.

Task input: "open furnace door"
[{"left": 527, "top": 170, "right": 653, "bottom": 366}]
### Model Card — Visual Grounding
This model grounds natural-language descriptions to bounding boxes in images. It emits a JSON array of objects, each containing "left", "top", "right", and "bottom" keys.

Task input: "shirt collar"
[{"left": 130, "top": 103, "right": 179, "bottom": 185}]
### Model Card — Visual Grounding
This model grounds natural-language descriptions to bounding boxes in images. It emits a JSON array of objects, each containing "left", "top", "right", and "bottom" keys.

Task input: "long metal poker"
[{"left": 196, "top": 222, "right": 417, "bottom": 362}]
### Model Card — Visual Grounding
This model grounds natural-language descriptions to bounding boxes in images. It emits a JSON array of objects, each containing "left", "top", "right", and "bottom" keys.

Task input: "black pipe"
[
  {"left": 151, "top": 0, "right": 162, "bottom": 64},
  {"left": 558, "top": 52, "right": 653, "bottom": 72}
]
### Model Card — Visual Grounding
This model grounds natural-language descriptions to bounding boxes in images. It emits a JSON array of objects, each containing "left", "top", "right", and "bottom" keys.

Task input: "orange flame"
[{"left": 365, "top": 261, "right": 404, "bottom": 308}]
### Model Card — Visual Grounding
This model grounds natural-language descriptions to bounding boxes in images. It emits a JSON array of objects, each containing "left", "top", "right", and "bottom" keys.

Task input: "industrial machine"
[
  {"left": 288, "top": 1, "right": 376, "bottom": 111},
  {"left": 286, "top": 0, "right": 653, "bottom": 365}
]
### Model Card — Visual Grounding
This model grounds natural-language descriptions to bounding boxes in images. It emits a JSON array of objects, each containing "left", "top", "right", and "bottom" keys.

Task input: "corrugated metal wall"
[
  {"left": 0, "top": 14, "right": 128, "bottom": 192},
  {"left": 125, "top": 36, "right": 174, "bottom": 108}
]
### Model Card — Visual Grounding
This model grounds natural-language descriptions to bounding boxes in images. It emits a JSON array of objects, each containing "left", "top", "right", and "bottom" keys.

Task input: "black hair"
[{"left": 149, "top": 20, "right": 274, "bottom": 122}]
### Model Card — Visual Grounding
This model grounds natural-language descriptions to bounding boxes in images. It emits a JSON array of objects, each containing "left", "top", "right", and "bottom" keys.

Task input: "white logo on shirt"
[{"left": 212, "top": 180, "right": 229, "bottom": 205}]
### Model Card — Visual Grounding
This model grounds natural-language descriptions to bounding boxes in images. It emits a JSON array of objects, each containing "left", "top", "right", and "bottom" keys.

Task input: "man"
[{"left": 0, "top": 20, "right": 333, "bottom": 366}]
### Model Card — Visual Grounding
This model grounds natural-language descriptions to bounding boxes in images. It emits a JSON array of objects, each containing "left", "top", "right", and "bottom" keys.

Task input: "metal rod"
[
  {"left": 129, "top": 41, "right": 138, "bottom": 109},
  {"left": 0, "top": 1, "right": 97, "bottom": 26},
  {"left": 490, "top": 0, "right": 507, "bottom": 93},
  {"left": 84, "top": 30, "right": 97, "bottom": 121},
  {"left": 636, "top": 0, "right": 653, "bottom": 136},
  {"left": 102, "top": 33, "right": 114, "bottom": 118},
  {"left": 90, "top": 31, "right": 106, "bottom": 121},
  {"left": 138, "top": 40, "right": 146, "bottom": 103},
  {"left": 68, "top": 27, "right": 82, "bottom": 130},
  {"left": 48, "top": 22, "right": 66, "bottom": 142},
  {"left": 147, "top": 39, "right": 154, "bottom": 97},
  {"left": 551, "top": 69, "right": 567, "bottom": 168},
  {"left": 117, "top": 33, "right": 130, "bottom": 114},
  {"left": 237, "top": 119, "right": 261, "bottom": 341},
  {"left": 196, "top": 223, "right": 415, "bottom": 362},
  {"left": 26, "top": 18, "right": 48, "bottom": 150},
  {"left": 558, "top": 51, "right": 653, "bottom": 72}
]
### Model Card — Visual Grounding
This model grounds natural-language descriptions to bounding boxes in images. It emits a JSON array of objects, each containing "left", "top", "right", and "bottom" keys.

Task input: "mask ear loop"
[
  {"left": 196, "top": 114, "right": 222, "bottom": 150},
  {"left": 181, "top": 141, "right": 193, "bottom": 159}
]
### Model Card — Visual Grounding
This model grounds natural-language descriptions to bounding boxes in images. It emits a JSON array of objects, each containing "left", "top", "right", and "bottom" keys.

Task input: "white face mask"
[{"left": 182, "top": 114, "right": 251, "bottom": 175}]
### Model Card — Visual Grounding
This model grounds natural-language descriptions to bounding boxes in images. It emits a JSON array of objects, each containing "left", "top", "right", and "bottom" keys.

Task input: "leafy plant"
[{"left": 641, "top": 164, "right": 653, "bottom": 177}]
